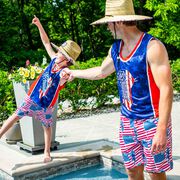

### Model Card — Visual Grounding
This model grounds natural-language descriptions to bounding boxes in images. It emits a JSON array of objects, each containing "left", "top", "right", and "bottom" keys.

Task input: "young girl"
[{"left": 0, "top": 16, "right": 81, "bottom": 163}]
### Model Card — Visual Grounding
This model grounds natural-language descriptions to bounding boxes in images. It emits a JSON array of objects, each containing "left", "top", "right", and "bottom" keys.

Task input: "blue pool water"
[{"left": 47, "top": 165, "right": 128, "bottom": 180}]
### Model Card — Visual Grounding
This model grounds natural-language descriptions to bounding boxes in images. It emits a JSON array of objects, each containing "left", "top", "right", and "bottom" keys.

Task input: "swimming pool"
[{"left": 46, "top": 165, "right": 128, "bottom": 180}]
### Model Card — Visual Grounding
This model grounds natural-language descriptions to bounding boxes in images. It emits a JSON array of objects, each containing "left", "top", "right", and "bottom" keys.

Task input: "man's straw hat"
[
  {"left": 91, "top": 0, "right": 152, "bottom": 25},
  {"left": 51, "top": 40, "right": 81, "bottom": 65}
]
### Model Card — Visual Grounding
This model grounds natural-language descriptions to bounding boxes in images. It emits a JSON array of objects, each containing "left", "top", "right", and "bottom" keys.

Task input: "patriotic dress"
[
  {"left": 16, "top": 57, "right": 65, "bottom": 127},
  {"left": 28, "top": 57, "right": 65, "bottom": 109}
]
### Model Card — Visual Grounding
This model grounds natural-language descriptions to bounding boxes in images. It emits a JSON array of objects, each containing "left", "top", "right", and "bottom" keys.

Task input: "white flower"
[{"left": 42, "top": 56, "right": 47, "bottom": 65}]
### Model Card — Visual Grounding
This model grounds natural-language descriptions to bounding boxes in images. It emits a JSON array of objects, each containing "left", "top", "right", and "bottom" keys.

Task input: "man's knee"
[
  {"left": 148, "top": 172, "right": 166, "bottom": 180},
  {"left": 126, "top": 165, "right": 144, "bottom": 180}
]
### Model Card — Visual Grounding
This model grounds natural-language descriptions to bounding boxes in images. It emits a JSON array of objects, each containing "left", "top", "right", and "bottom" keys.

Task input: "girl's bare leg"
[
  {"left": 0, "top": 113, "right": 20, "bottom": 138},
  {"left": 43, "top": 126, "right": 52, "bottom": 163}
]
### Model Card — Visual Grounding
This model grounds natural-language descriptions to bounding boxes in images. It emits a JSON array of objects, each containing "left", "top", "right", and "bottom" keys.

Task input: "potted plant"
[
  {"left": 0, "top": 70, "right": 22, "bottom": 144},
  {"left": 9, "top": 60, "right": 59, "bottom": 153}
]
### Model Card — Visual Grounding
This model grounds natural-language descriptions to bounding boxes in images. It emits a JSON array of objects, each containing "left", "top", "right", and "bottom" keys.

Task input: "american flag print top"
[
  {"left": 28, "top": 57, "right": 65, "bottom": 109},
  {"left": 111, "top": 33, "right": 160, "bottom": 119}
]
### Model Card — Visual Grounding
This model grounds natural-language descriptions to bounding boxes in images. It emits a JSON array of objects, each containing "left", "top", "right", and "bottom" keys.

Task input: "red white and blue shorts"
[
  {"left": 15, "top": 96, "right": 53, "bottom": 128},
  {"left": 119, "top": 115, "right": 173, "bottom": 173}
]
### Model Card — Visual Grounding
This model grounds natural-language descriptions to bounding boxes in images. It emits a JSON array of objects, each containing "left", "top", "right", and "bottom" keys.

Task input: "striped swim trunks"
[
  {"left": 119, "top": 115, "right": 173, "bottom": 173},
  {"left": 15, "top": 96, "right": 53, "bottom": 127}
]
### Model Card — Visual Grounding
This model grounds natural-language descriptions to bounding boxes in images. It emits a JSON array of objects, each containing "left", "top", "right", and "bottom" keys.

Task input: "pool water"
[{"left": 47, "top": 165, "right": 128, "bottom": 180}]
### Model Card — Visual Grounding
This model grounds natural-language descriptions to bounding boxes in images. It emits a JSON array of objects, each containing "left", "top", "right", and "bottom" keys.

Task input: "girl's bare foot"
[
  {"left": 44, "top": 155, "right": 52, "bottom": 163},
  {"left": 44, "top": 152, "right": 52, "bottom": 163}
]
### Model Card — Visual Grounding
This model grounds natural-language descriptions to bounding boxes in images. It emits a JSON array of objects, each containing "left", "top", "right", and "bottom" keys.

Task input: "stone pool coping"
[
  {"left": 1, "top": 138, "right": 180, "bottom": 180},
  {"left": 0, "top": 139, "right": 126, "bottom": 180}
]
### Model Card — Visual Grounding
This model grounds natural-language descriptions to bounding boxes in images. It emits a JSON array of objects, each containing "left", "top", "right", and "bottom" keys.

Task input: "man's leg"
[
  {"left": 148, "top": 172, "right": 166, "bottom": 180},
  {"left": 43, "top": 126, "right": 52, "bottom": 163},
  {"left": 125, "top": 165, "right": 144, "bottom": 180},
  {"left": 142, "top": 118, "right": 173, "bottom": 178},
  {"left": 119, "top": 116, "right": 145, "bottom": 179},
  {"left": 0, "top": 113, "right": 20, "bottom": 138}
]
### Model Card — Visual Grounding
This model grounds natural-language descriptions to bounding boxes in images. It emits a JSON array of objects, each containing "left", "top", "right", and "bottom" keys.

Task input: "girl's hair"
[{"left": 67, "top": 61, "right": 73, "bottom": 67}]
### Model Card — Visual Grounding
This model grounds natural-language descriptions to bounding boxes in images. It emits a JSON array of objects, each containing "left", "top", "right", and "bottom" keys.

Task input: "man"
[{"left": 65, "top": 0, "right": 173, "bottom": 179}]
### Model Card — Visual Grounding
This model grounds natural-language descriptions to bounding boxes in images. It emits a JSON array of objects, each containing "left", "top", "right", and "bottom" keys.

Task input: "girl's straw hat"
[
  {"left": 91, "top": 0, "right": 152, "bottom": 25},
  {"left": 51, "top": 40, "right": 81, "bottom": 65}
]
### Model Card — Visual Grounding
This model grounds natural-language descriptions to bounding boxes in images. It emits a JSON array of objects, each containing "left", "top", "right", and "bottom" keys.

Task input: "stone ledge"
[{"left": 11, "top": 151, "right": 100, "bottom": 177}]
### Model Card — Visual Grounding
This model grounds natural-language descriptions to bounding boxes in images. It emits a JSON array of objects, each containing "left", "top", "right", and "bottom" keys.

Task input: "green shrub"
[
  {"left": 59, "top": 57, "right": 180, "bottom": 112},
  {"left": 1, "top": 57, "right": 179, "bottom": 119},
  {"left": 59, "top": 57, "right": 118, "bottom": 111},
  {"left": 0, "top": 70, "right": 16, "bottom": 122},
  {"left": 171, "top": 59, "right": 180, "bottom": 92}
]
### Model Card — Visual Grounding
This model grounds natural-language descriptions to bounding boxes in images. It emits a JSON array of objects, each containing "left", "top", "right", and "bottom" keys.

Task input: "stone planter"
[
  {"left": 5, "top": 121, "right": 22, "bottom": 144},
  {"left": 13, "top": 81, "right": 59, "bottom": 152}
]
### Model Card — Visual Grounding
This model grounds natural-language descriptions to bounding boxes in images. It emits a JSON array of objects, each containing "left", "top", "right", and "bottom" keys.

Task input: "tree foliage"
[
  {"left": 0, "top": 0, "right": 112, "bottom": 70},
  {"left": 145, "top": 0, "right": 180, "bottom": 59},
  {"left": 0, "top": 0, "right": 179, "bottom": 71}
]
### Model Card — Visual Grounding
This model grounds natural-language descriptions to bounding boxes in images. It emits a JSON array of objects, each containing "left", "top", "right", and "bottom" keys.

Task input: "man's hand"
[
  {"left": 60, "top": 68, "right": 74, "bottom": 82},
  {"left": 151, "top": 129, "right": 167, "bottom": 154},
  {"left": 60, "top": 68, "right": 70, "bottom": 81},
  {"left": 61, "top": 68, "right": 74, "bottom": 82}
]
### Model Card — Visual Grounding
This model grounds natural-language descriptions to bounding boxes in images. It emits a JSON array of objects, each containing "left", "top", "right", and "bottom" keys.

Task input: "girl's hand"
[
  {"left": 32, "top": 15, "right": 40, "bottom": 26},
  {"left": 61, "top": 68, "right": 74, "bottom": 82},
  {"left": 60, "top": 70, "right": 70, "bottom": 81}
]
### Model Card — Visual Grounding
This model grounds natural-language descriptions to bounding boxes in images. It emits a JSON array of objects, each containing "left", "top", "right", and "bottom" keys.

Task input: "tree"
[
  {"left": 0, "top": 0, "right": 179, "bottom": 71},
  {"left": 145, "top": 0, "right": 180, "bottom": 60}
]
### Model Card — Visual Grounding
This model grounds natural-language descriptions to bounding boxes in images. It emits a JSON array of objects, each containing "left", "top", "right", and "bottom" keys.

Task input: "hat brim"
[
  {"left": 51, "top": 42, "right": 76, "bottom": 65},
  {"left": 91, "top": 15, "right": 153, "bottom": 25}
]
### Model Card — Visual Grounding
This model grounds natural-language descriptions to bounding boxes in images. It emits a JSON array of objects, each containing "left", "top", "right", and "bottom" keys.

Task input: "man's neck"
[{"left": 120, "top": 27, "right": 143, "bottom": 53}]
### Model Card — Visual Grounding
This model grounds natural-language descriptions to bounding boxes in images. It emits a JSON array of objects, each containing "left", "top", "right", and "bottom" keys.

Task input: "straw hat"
[
  {"left": 51, "top": 40, "right": 81, "bottom": 65},
  {"left": 91, "top": 0, "right": 152, "bottom": 25}
]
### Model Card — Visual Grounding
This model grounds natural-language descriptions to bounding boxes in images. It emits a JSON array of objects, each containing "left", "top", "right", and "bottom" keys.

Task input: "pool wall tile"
[{"left": 0, "top": 169, "right": 14, "bottom": 180}]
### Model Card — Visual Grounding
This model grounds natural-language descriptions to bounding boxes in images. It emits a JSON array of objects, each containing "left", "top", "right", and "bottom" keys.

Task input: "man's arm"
[
  {"left": 70, "top": 48, "right": 115, "bottom": 80},
  {"left": 32, "top": 16, "right": 56, "bottom": 59},
  {"left": 147, "top": 39, "right": 173, "bottom": 153}
]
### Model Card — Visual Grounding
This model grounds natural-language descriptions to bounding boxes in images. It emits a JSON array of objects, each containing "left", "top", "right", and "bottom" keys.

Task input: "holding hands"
[{"left": 60, "top": 68, "right": 74, "bottom": 83}]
